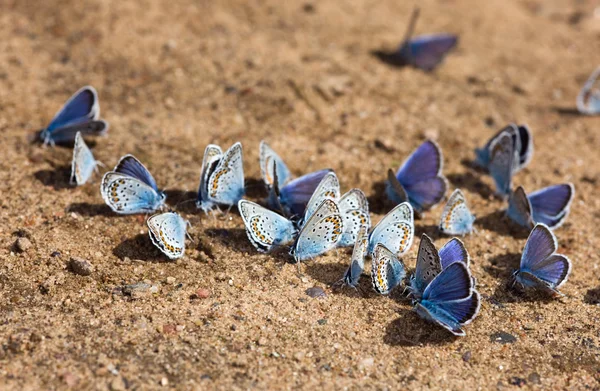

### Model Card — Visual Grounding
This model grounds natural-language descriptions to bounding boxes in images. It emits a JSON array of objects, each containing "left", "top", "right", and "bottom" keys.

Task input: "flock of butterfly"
[{"left": 35, "top": 11, "right": 599, "bottom": 336}]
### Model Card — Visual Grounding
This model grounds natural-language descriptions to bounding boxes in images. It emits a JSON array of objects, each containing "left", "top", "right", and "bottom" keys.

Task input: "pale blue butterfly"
[
  {"left": 475, "top": 123, "right": 533, "bottom": 173},
  {"left": 101, "top": 154, "right": 166, "bottom": 214},
  {"left": 371, "top": 243, "right": 406, "bottom": 295},
  {"left": 238, "top": 200, "right": 297, "bottom": 252},
  {"left": 337, "top": 225, "right": 369, "bottom": 288},
  {"left": 439, "top": 189, "right": 476, "bottom": 235},
  {"left": 147, "top": 212, "right": 189, "bottom": 259},
  {"left": 512, "top": 223, "right": 572, "bottom": 296},
  {"left": 507, "top": 184, "right": 574, "bottom": 230},
  {"left": 367, "top": 202, "right": 414, "bottom": 257},
  {"left": 70, "top": 131, "right": 102, "bottom": 186},
  {"left": 196, "top": 142, "right": 245, "bottom": 212},
  {"left": 39, "top": 86, "right": 108, "bottom": 146},
  {"left": 577, "top": 66, "right": 600, "bottom": 115},
  {"left": 488, "top": 131, "right": 517, "bottom": 199}
]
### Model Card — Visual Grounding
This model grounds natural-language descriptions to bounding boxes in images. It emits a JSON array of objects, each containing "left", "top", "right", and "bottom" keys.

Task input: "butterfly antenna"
[{"left": 401, "top": 7, "right": 420, "bottom": 45}]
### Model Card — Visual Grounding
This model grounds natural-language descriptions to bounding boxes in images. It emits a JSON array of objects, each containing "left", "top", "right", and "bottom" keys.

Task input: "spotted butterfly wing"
[
  {"left": 238, "top": 200, "right": 297, "bottom": 252},
  {"left": 302, "top": 172, "right": 340, "bottom": 223},
  {"left": 147, "top": 212, "right": 188, "bottom": 259},
  {"left": 371, "top": 244, "right": 406, "bottom": 295},
  {"left": 338, "top": 189, "right": 371, "bottom": 247},
  {"left": 292, "top": 199, "right": 343, "bottom": 262},
  {"left": 439, "top": 189, "right": 475, "bottom": 235},
  {"left": 409, "top": 234, "right": 441, "bottom": 299},
  {"left": 488, "top": 132, "right": 516, "bottom": 198},
  {"left": 339, "top": 225, "right": 369, "bottom": 288},
  {"left": 70, "top": 131, "right": 100, "bottom": 185},
  {"left": 260, "top": 141, "right": 291, "bottom": 188},
  {"left": 367, "top": 202, "right": 414, "bottom": 257}
]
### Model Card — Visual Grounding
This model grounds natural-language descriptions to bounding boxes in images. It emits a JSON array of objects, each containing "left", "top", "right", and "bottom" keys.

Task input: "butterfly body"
[
  {"left": 475, "top": 124, "right": 532, "bottom": 173},
  {"left": 507, "top": 184, "right": 574, "bottom": 230},
  {"left": 70, "top": 131, "right": 101, "bottom": 185},
  {"left": 101, "top": 155, "right": 165, "bottom": 214},
  {"left": 397, "top": 34, "right": 458, "bottom": 72},
  {"left": 339, "top": 225, "right": 369, "bottom": 288},
  {"left": 147, "top": 212, "right": 188, "bottom": 259},
  {"left": 40, "top": 86, "right": 108, "bottom": 146},
  {"left": 488, "top": 131, "right": 517, "bottom": 198}
]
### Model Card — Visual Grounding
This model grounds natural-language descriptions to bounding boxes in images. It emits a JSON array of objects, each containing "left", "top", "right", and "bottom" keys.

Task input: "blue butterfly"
[
  {"left": 40, "top": 86, "right": 108, "bottom": 146},
  {"left": 70, "top": 131, "right": 102, "bottom": 186},
  {"left": 367, "top": 202, "right": 414, "bottom": 257},
  {"left": 475, "top": 123, "right": 533, "bottom": 172},
  {"left": 409, "top": 234, "right": 479, "bottom": 336},
  {"left": 196, "top": 142, "right": 245, "bottom": 212},
  {"left": 147, "top": 212, "right": 189, "bottom": 259},
  {"left": 513, "top": 223, "right": 572, "bottom": 296},
  {"left": 439, "top": 189, "right": 476, "bottom": 235},
  {"left": 260, "top": 141, "right": 332, "bottom": 218},
  {"left": 508, "top": 184, "right": 574, "bottom": 230},
  {"left": 371, "top": 243, "right": 406, "bottom": 295},
  {"left": 338, "top": 225, "right": 369, "bottom": 288},
  {"left": 290, "top": 199, "right": 344, "bottom": 262},
  {"left": 488, "top": 131, "right": 517, "bottom": 198},
  {"left": 302, "top": 172, "right": 371, "bottom": 248},
  {"left": 101, "top": 154, "right": 166, "bottom": 214},
  {"left": 395, "top": 8, "right": 458, "bottom": 71},
  {"left": 238, "top": 200, "right": 298, "bottom": 252},
  {"left": 386, "top": 140, "right": 447, "bottom": 213},
  {"left": 577, "top": 66, "right": 600, "bottom": 115}
]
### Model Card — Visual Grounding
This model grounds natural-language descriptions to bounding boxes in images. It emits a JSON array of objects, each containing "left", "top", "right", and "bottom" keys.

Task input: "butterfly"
[
  {"left": 512, "top": 223, "right": 572, "bottom": 296},
  {"left": 260, "top": 141, "right": 332, "bottom": 218},
  {"left": 507, "top": 184, "right": 574, "bottom": 230},
  {"left": 439, "top": 189, "right": 476, "bottom": 235},
  {"left": 101, "top": 154, "right": 166, "bottom": 214},
  {"left": 409, "top": 234, "right": 479, "bottom": 336},
  {"left": 238, "top": 200, "right": 298, "bottom": 252},
  {"left": 302, "top": 172, "right": 371, "bottom": 248},
  {"left": 338, "top": 225, "right": 369, "bottom": 288},
  {"left": 367, "top": 202, "right": 414, "bottom": 257},
  {"left": 196, "top": 142, "right": 245, "bottom": 212},
  {"left": 290, "top": 199, "right": 344, "bottom": 262},
  {"left": 70, "top": 131, "right": 102, "bottom": 186},
  {"left": 371, "top": 243, "right": 407, "bottom": 295},
  {"left": 475, "top": 123, "right": 533, "bottom": 173},
  {"left": 39, "top": 86, "right": 108, "bottom": 146},
  {"left": 147, "top": 212, "right": 189, "bottom": 259},
  {"left": 488, "top": 131, "right": 517, "bottom": 198},
  {"left": 386, "top": 140, "right": 447, "bottom": 214},
  {"left": 577, "top": 66, "right": 600, "bottom": 115},
  {"left": 395, "top": 8, "right": 458, "bottom": 71}
]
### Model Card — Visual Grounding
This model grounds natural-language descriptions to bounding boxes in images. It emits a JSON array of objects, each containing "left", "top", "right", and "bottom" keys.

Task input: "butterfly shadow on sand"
[
  {"left": 305, "top": 261, "right": 381, "bottom": 299},
  {"left": 476, "top": 211, "right": 529, "bottom": 239},
  {"left": 66, "top": 202, "right": 119, "bottom": 217},
  {"left": 34, "top": 165, "right": 73, "bottom": 191},
  {"left": 113, "top": 233, "right": 172, "bottom": 263},
  {"left": 383, "top": 310, "right": 458, "bottom": 346},
  {"left": 447, "top": 171, "right": 494, "bottom": 199}
]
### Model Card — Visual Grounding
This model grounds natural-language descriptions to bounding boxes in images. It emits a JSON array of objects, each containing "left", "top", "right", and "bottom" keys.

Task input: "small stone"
[
  {"left": 358, "top": 357, "right": 374, "bottom": 370},
  {"left": 317, "top": 319, "right": 327, "bottom": 325},
  {"left": 68, "top": 257, "right": 94, "bottom": 276},
  {"left": 215, "top": 273, "right": 228, "bottom": 282},
  {"left": 166, "top": 276, "right": 176, "bottom": 284},
  {"left": 271, "top": 351, "right": 280, "bottom": 358},
  {"left": 527, "top": 372, "right": 541, "bottom": 384},
  {"left": 51, "top": 251, "right": 61, "bottom": 257},
  {"left": 164, "top": 97, "right": 175, "bottom": 109},
  {"left": 149, "top": 285, "right": 159, "bottom": 294},
  {"left": 508, "top": 377, "right": 527, "bottom": 387},
  {"left": 160, "top": 377, "right": 169, "bottom": 386},
  {"left": 122, "top": 282, "right": 152, "bottom": 297},
  {"left": 257, "top": 337, "right": 268, "bottom": 346},
  {"left": 14, "top": 237, "right": 32, "bottom": 253},
  {"left": 490, "top": 331, "right": 517, "bottom": 344},
  {"left": 462, "top": 351, "right": 472, "bottom": 362},
  {"left": 162, "top": 324, "right": 177, "bottom": 335},
  {"left": 423, "top": 128, "right": 439, "bottom": 141},
  {"left": 293, "top": 351, "right": 305, "bottom": 361},
  {"left": 110, "top": 377, "right": 126, "bottom": 391},
  {"left": 61, "top": 372, "right": 78, "bottom": 387},
  {"left": 196, "top": 288, "right": 211, "bottom": 299},
  {"left": 305, "top": 286, "right": 327, "bottom": 298}
]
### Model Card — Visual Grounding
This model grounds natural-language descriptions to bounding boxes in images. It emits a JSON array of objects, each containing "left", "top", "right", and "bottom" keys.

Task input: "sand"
[{"left": 1, "top": 0, "right": 600, "bottom": 389}]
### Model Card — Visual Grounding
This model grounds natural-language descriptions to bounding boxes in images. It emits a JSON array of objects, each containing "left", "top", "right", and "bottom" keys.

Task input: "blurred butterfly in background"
[
  {"left": 475, "top": 123, "right": 533, "bottom": 173},
  {"left": 507, "top": 183, "right": 574, "bottom": 230},
  {"left": 439, "top": 189, "right": 476, "bottom": 235},
  {"left": 101, "top": 154, "right": 166, "bottom": 214},
  {"left": 577, "top": 66, "right": 600, "bottom": 115},
  {"left": 371, "top": 243, "right": 406, "bottom": 295},
  {"left": 488, "top": 131, "right": 516, "bottom": 199},
  {"left": 512, "top": 223, "right": 571, "bottom": 296},
  {"left": 366, "top": 202, "right": 414, "bottom": 257},
  {"left": 70, "top": 131, "right": 102, "bottom": 186},
  {"left": 147, "top": 212, "right": 189, "bottom": 259},
  {"left": 302, "top": 172, "right": 371, "bottom": 247},
  {"left": 290, "top": 199, "right": 344, "bottom": 262},
  {"left": 337, "top": 225, "right": 369, "bottom": 288},
  {"left": 39, "top": 86, "right": 108, "bottom": 146},
  {"left": 386, "top": 140, "right": 447, "bottom": 214},
  {"left": 260, "top": 141, "right": 332, "bottom": 218},
  {"left": 196, "top": 142, "right": 245, "bottom": 212},
  {"left": 408, "top": 234, "right": 479, "bottom": 336},
  {"left": 238, "top": 200, "right": 298, "bottom": 252}
]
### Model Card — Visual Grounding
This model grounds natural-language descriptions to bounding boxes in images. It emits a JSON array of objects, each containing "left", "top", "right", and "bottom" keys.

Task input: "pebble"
[
  {"left": 68, "top": 257, "right": 94, "bottom": 276},
  {"left": 305, "top": 286, "right": 326, "bottom": 298},
  {"left": 160, "top": 377, "right": 169, "bottom": 386},
  {"left": 14, "top": 237, "right": 32, "bottom": 252},
  {"left": 166, "top": 276, "right": 176, "bottom": 284},
  {"left": 490, "top": 331, "right": 517, "bottom": 344},
  {"left": 110, "top": 377, "right": 126, "bottom": 391},
  {"left": 528, "top": 372, "right": 541, "bottom": 384},
  {"left": 257, "top": 337, "right": 268, "bottom": 346},
  {"left": 195, "top": 288, "right": 211, "bottom": 299},
  {"left": 462, "top": 351, "right": 472, "bottom": 362},
  {"left": 60, "top": 372, "right": 78, "bottom": 387},
  {"left": 358, "top": 357, "right": 374, "bottom": 370}
]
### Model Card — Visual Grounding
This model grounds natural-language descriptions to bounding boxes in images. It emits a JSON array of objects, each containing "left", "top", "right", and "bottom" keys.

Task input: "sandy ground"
[{"left": 1, "top": 0, "right": 600, "bottom": 389}]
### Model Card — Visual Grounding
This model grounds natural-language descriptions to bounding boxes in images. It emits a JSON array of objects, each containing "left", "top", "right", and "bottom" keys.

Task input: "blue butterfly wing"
[
  {"left": 516, "top": 125, "right": 533, "bottom": 168},
  {"left": 520, "top": 224, "right": 557, "bottom": 272},
  {"left": 438, "top": 238, "right": 469, "bottom": 269},
  {"left": 403, "top": 177, "right": 447, "bottom": 212},
  {"left": 341, "top": 226, "right": 368, "bottom": 287},
  {"left": 371, "top": 244, "right": 406, "bottom": 295},
  {"left": 528, "top": 184, "right": 574, "bottom": 221},
  {"left": 147, "top": 212, "right": 187, "bottom": 259},
  {"left": 367, "top": 202, "right": 414, "bottom": 257},
  {"left": 238, "top": 200, "right": 297, "bottom": 252},
  {"left": 47, "top": 86, "right": 99, "bottom": 132},
  {"left": 206, "top": 142, "right": 245, "bottom": 207},
  {"left": 410, "top": 234, "right": 441, "bottom": 299},
  {"left": 422, "top": 262, "right": 473, "bottom": 302},
  {"left": 45, "top": 120, "right": 108, "bottom": 144},
  {"left": 292, "top": 200, "right": 343, "bottom": 262},
  {"left": 523, "top": 254, "right": 571, "bottom": 289},
  {"left": 416, "top": 291, "right": 480, "bottom": 336},
  {"left": 488, "top": 132, "right": 515, "bottom": 198},
  {"left": 71, "top": 132, "right": 98, "bottom": 185},
  {"left": 577, "top": 66, "right": 600, "bottom": 115},
  {"left": 101, "top": 172, "right": 165, "bottom": 214},
  {"left": 399, "top": 34, "right": 458, "bottom": 71},
  {"left": 386, "top": 168, "right": 408, "bottom": 205},
  {"left": 260, "top": 141, "right": 292, "bottom": 187},
  {"left": 507, "top": 186, "right": 534, "bottom": 229},
  {"left": 279, "top": 169, "right": 332, "bottom": 217},
  {"left": 114, "top": 155, "right": 159, "bottom": 191},
  {"left": 439, "top": 189, "right": 475, "bottom": 235}
]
